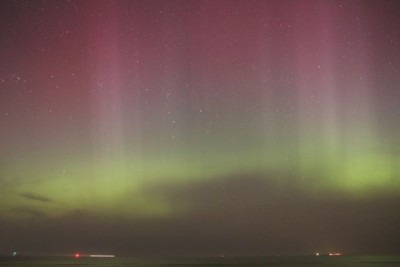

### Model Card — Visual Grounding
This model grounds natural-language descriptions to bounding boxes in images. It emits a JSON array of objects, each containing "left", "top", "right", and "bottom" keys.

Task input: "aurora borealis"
[{"left": 1, "top": 0, "right": 400, "bottom": 256}]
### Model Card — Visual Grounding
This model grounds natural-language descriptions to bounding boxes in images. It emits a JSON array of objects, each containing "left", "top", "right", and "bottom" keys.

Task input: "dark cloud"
[
  {"left": 137, "top": 173, "right": 400, "bottom": 256},
  {"left": 18, "top": 192, "right": 53, "bottom": 203},
  {"left": 10, "top": 206, "right": 46, "bottom": 217}
]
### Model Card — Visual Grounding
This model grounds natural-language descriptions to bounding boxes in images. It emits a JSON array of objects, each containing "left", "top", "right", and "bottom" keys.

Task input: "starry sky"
[{"left": 1, "top": 0, "right": 400, "bottom": 257}]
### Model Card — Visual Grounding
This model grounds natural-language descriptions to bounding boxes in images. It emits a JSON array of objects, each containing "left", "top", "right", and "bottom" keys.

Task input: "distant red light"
[{"left": 75, "top": 253, "right": 80, "bottom": 258}]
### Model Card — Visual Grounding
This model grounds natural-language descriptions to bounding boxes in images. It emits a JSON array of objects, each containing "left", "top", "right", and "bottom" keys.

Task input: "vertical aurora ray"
[
  {"left": 88, "top": 1, "right": 129, "bottom": 205},
  {"left": 81, "top": 2, "right": 173, "bottom": 216},
  {"left": 289, "top": 1, "right": 397, "bottom": 196},
  {"left": 293, "top": 1, "right": 345, "bottom": 191}
]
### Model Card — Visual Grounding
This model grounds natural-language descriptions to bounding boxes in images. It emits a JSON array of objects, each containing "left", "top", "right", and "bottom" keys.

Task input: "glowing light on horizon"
[
  {"left": 329, "top": 252, "right": 343, "bottom": 256},
  {"left": 89, "top": 254, "right": 116, "bottom": 258}
]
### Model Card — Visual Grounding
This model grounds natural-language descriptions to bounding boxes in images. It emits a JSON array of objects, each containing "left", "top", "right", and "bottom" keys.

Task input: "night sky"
[{"left": 1, "top": 0, "right": 400, "bottom": 257}]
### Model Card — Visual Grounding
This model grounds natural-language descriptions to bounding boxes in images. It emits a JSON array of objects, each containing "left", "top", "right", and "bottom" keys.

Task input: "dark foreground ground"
[{"left": 1, "top": 255, "right": 400, "bottom": 267}]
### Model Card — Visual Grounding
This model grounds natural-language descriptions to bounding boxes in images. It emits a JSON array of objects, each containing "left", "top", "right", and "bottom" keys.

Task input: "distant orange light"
[{"left": 74, "top": 253, "right": 80, "bottom": 258}]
